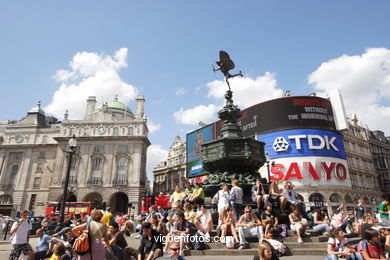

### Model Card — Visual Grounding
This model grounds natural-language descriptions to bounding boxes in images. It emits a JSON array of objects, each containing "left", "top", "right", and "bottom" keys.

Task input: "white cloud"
[
  {"left": 146, "top": 144, "right": 168, "bottom": 185},
  {"left": 173, "top": 72, "right": 283, "bottom": 126},
  {"left": 207, "top": 72, "right": 283, "bottom": 108},
  {"left": 148, "top": 121, "right": 161, "bottom": 134},
  {"left": 175, "top": 88, "right": 187, "bottom": 96},
  {"left": 45, "top": 48, "right": 138, "bottom": 119},
  {"left": 308, "top": 48, "right": 390, "bottom": 133},
  {"left": 174, "top": 104, "right": 218, "bottom": 126}
]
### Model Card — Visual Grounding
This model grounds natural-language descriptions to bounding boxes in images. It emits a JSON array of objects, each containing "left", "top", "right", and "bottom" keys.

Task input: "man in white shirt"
[
  {"left": 194, "top": 205, "right": 213, "bottom": 240},
  {"left": 283, "top": 181, "right": 305, "bottom": 215},
  {"left": 9, "top": 210, "right": 34, "bottom": 260},
  {"left": 211, "top": 184, "right": 230, "bottom": 223}
]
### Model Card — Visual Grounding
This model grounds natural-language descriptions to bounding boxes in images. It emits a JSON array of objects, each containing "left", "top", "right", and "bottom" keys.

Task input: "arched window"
[
  {"left": 309, "top": 193, "right": 325, "bottom": 208},
  {"left": 345, "top": 194, "right": 353, "bottom": 204},
  {"left": 330, "top": 193, "right": 343, "bottom": 203}
]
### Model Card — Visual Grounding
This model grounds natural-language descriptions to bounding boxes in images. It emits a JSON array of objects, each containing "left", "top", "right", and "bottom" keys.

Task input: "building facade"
[
  {"left": 153, "top": 136, "right": 186, "bottom": 194},
  {"left": 339, "top": 114, "right": 382, "bottom": 212},
  {"left": 369, "top": 129, "right": 390, "bottom": 199},
  {"left": 0, "top": 95, "right": 150, "bottom": 216}
]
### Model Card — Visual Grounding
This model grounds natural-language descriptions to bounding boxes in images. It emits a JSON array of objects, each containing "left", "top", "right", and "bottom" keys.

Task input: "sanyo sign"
[{"left": 258, "top": 129, "right": 346, "bottom": 160}]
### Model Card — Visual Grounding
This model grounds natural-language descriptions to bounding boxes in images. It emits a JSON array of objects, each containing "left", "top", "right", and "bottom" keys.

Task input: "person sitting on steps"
[{"left": 236, "top": 205, "right": 264, "bottom": 250}]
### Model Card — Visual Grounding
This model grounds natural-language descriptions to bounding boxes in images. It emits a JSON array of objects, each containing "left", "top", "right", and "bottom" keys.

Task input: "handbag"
[{"left": 73, "top": 220, "right": 91, "bottom": 255}]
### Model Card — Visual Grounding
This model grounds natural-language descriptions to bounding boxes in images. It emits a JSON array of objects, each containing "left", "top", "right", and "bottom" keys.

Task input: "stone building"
[
  {"left": 0, "top": 95, "right": 150, "bottom": 216},
  {"left": 340, "top": 114, "right": 382, "bottom": 212},
  {"left": 369, "top": 130, "right": 390, "bottom": 199},
  {"left": 153, "top": 136, "right": 186, "bottom": 194}
]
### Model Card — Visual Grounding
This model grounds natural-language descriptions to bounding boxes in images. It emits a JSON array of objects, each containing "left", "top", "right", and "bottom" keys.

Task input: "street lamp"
[
  {"left": 265, "top": 152, "right": 271, "bottom": 183},
  {"left": 58, "top": 135, "right": 77, "bottom": 228}
]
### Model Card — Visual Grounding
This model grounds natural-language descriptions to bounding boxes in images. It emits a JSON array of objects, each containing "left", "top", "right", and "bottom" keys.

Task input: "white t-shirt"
[
  {"left": 283, "top": 188, "right": 299, "bottom": 205},
  {"left": 197, "top": 211, "right": 212, "bottom": 229},
  {"left": 215, "top": 190, "right": 230, "bottom": 212},
  {"left": 11, "top": 219, "right": 32, "bottom": 245},
  {"left": 327, "top": 237, "right": 349, "bottom": 252}
]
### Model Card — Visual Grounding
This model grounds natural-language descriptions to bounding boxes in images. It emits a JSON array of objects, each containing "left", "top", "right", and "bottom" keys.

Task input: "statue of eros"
[{"left": 213, "top": 50, "right": 243, "bottom": 90}]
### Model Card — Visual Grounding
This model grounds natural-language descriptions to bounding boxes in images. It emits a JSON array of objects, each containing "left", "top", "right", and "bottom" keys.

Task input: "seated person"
[
  {"left": 325, "top": 227, "right": 362, "bottom": 260},
  {"left": 150, "top": 214, "right": 166, "bottom": 235},
  {"left": 194, "top": 205, "right": 213, "bottom": 239},
  {"left": 219, "top": 206, "right": 239, "bottom": 244},
  {"left": 282, "top": 181, "right": 305, "bottom": 214},
  {"left": 288, "top": 205, "right": 308, "bottom": 244},
  {"left": 269, "top": 180, "right": 287, "bottom": 213},
  {"left": 189, "top": 183, "right": 205, "bottom": 209},
  {"left": 358, "top": 228, "right": 384, "bottom": 260},
  {"left": 156, "top": 206, "right": 168, "bottom": 224},
  {"left": 50, "top": 242, "right": 71, "bottom": 260},
  {"left": 184, "top": 203, "right": 197, "bottom": 224},
  {"left": 170, "top": 185, "right": 187, "bottom": 208},
  {"left": 34, "top": 228, "right": 52, "bottom": 260},
  {"left": 312, "top": 208, "right": 330, "bottom": 234},
  {"left": 108, "top": 222, "right": 128, "bottom": 260},
  {"left": 261, "top": 203, "right": 278, "bottom": 237},
  {"left": 236, "top": 205, "right": 263, "bottom": 250},
  {"left": 252, "top": 179, "right": 268, "bottom": 209},
  {"left": 253, "top": 242, "right": 279, "bottom": 260},
  {"left": 166, "top": 240, "right": 185, "bottom": 260},
  {"left": 123, "top": 222, "right": 163, "bottom": 260},
  {"left": 172, "top": 211, "right": 195, "bottom": 256},
  {"left": 331, "top": 208, "right": 354, "bottom": 234}
]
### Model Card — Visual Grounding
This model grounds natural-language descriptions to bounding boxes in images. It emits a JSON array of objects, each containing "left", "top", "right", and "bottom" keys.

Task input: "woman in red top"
[{"left": 358, "top": 228, "right": 385, "bottom": 259}]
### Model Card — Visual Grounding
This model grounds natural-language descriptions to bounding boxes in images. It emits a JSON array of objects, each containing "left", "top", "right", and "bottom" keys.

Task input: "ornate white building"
[
  {"left": 0, "top": 95, "right": 150, "bottom": 216},
  {"left": 153, "top": 136, "right": 186, "bottom": 194}
]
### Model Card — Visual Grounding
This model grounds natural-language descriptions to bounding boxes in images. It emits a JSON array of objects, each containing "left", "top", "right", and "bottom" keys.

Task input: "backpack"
[
  {"left": 192, "top": 232, "right": 206, "bottom": 250},
  {"left": 72, "top": 220, "right": 91, "bottom": 255}
]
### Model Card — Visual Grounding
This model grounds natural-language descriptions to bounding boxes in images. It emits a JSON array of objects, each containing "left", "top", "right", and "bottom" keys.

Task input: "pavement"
[{"left": 0, "top": 235, "right": 325, "bottom": 259}]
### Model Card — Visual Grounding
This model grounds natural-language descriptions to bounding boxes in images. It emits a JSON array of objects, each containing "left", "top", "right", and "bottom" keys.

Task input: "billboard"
[
  {"left": 186, "top": 124, "right": 215, "bottom": 177},
  {"left": 257, "top": 129, "right": 346, "bottom": 160},
  {"left": 260, "top": 156, "right": 351, "bottom": 188},
  {"left": 215, "top": 96, "right": 336, "bottom": 137},
  {"left": 186, "top": 96, "right": 343, "bottom": 179}
]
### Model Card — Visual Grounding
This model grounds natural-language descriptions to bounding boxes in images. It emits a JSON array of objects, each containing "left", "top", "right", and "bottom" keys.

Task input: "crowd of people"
[{"left": 5, "top": 179, "right": 390, "bottom": 260}]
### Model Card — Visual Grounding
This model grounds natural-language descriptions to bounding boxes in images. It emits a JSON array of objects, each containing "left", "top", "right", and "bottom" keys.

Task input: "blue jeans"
[
  {"left": 325, "top": 252, "right": 363, "bottom": 260},
  {"left": 313, "top": 223, "right": 330, "bottom": 233},
  {"left": 232, "top": 204, "right": 242, "bottom": 223}
]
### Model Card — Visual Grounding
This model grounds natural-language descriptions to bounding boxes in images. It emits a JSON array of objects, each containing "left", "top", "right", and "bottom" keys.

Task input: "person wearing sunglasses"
[
  {"left": 236, "top": 206, "right": 263, "bottom": 250},
  {"left": 168, "top": 241, "right": 186, "bottom": 260}
]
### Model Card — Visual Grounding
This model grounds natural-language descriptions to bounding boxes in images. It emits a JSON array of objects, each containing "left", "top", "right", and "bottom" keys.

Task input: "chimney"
[
  {"left": 85, "top": 96, "right": 96, "bottom": 119},
  {"left": 135, "top": 95, "right": 145, "bottom": 118}
]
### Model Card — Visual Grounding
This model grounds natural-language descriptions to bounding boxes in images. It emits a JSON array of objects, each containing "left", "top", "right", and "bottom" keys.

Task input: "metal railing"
[
  {"left": 87, "top": 177, "right": 102, "bottom": 186},
  {"left": 113, "top": 176, "right": 127, "bottom": 185}
]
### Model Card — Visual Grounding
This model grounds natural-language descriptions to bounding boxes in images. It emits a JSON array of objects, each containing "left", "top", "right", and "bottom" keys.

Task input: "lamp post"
[
  {"left": 265, "top": 152, "right": 271, "bottom": 183},
  {"left": 58, "top": 135, "right": 77, "bottom": 228}
]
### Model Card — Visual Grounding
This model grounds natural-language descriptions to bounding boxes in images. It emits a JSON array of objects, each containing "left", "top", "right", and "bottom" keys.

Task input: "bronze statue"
[{"left": 213, "top": 50, "right": 243, "bottom": 90}]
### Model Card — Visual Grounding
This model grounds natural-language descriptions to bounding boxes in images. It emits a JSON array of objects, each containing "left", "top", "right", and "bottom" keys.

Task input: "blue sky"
[{"left": 1, "top": 1, "right": 389, "bottom": 180}]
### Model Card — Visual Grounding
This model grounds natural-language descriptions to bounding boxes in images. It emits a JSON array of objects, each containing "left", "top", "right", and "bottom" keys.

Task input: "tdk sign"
[{"left": 258, "top": 129, "right": 346, "bottom": 160}]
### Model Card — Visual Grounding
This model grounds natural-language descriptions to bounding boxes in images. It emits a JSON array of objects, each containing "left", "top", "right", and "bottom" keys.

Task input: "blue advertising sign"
[
  {"left": 186, "top": 124, "right": 214, "bottom": 177},
  {"left": 257, "top": 129, "right": 346, "bottom": 159}
]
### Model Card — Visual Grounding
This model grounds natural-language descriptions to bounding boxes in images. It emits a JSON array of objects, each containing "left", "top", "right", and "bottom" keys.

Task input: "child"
[
  {"left": 325, "top": 227, "right": 363, "bottom": 260},
  {"left": 358, "top": 228, "right": 385, "bottom": 259}
]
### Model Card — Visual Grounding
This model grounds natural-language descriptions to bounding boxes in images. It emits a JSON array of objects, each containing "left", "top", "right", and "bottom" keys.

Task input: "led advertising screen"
[
  {"left": 257, "top": 129, "right": 346, "bottom": 160},
  {"left": 215, "top": 96, "right": 336, "bottom": 137},
  {"left": 186, "top": 124, "right": 215, "bottom": 177}
]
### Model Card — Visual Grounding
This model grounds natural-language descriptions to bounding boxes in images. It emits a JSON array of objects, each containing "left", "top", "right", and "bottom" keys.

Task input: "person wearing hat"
[{"left": 261, "top": 202, "right": 278, "bottom": 237}]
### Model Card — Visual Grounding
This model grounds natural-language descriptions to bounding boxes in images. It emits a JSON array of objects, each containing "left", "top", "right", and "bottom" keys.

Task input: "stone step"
[
  {"left": 184, "top": 248, "right": 327, "bottom": 256},
  {"left": 206, "top": 241, "right": 328, "bottom": 249}
]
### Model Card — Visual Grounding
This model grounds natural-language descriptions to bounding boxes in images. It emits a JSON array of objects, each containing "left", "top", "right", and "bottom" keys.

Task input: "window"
[
  {"left": 127, "top": 127, "right": 133, "bottom": 135},
  {"left": 11, "top": 153, "right": 23, "bottom": 161},
  {"left": 116, "top": 157, "right": 127, "bottom": 175},
  {"left": 36, "top": 162, "right": 43, "bottom": 173},
  {"left": 113, "top": 127, "right": 119, "bottom": 136},
  {"left": 33, "top": 177, "right": 41, "bottom": 189},
  {"left": 10, "top": 164, "right": 19, "bottom": 184},
  {"left": 118, "top": 145, "right": 128, "bottom": 153},
  {"left": 38, "top": 152, "right": 45, "bottom": 159},
  {"left": 94, "top": 146, "right": 105, "bottom": 153},
  {"left": 0, "top": 195, "right": 13, "bottom": 204},
  {"left": 92, "top": 157, "right": 103, "bottom": 177},
  {"left": 29, "top": 194, "right": 36, "bottom": 210}
]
